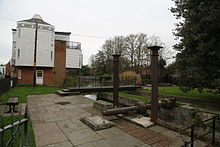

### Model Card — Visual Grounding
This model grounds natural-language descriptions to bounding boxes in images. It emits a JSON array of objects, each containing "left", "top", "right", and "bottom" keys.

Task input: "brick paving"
[{"left": 113, "top": 119, "right": 172, "bottom": 147}]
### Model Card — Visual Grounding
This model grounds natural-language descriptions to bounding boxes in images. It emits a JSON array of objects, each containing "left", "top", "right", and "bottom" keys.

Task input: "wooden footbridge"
[{"left": 56, "top": 85, "right": 141, "bottom": 96}]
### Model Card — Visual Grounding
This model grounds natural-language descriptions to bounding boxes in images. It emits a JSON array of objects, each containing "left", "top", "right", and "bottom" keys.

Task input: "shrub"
[{"left": 119, "top": 71, "right": 141, "bottom": 85}]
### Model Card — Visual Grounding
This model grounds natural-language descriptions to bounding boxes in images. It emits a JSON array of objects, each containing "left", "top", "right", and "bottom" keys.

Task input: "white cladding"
[
  {"left": 11, "top": 30, "right": 17, "bottom": 65},
  {"left": 66, "top": 49, "right": 82, "bottom": 68},
  {"left": 13, "top": 15, "right": 82, "bottom": 69},
  {"left": 15, "top": 22, "right": 55, "bottom": 67},
  {"left": 15, "top": 27, "right": 35, "bottom": 66},
  {"left": 36, "top": 28, "right": 54, "bottom": 67}
]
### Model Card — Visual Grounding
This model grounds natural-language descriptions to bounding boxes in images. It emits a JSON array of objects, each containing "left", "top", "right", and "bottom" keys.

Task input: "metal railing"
[
  {"left": 66, "top": 41, "right": 81, "bottom": 50},
  {"left": 0, "top": 105, "right": 29, "bottom": 147},
  {"left": 73, "top": 76, "right": 140, "bottom": 88},
  {"left": 76, "top": 76, "right": 113, "bottom": 88},
  {"left": 178, "top": 115, "right": 219, "bottom": 147},
  {"left": 0, "top": 78, "right": 17, "bottom": 105}
]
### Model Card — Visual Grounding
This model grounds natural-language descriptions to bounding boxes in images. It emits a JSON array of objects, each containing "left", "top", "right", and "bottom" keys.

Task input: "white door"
[{"left": 36, "top": 70, "right": 44, "bottom": 84}]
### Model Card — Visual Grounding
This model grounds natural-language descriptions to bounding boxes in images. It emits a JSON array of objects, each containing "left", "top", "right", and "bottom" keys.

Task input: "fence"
[
  {"left": 0, "top": 78, "right": 17, "bottom": 96},
  {"left": 0, "top": 105, "right": 29, "bottom": 147},
  {"left": 64, "top": 76, "right": 140, "bottom": 88},
  {"left": 179, "top": 115, "right": 219, "bottom": 147}
]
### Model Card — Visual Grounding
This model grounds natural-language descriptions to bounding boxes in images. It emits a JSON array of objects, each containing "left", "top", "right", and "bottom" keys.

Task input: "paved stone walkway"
[{"left": 28, "top": 94, "right": 207, "bottom": 147}]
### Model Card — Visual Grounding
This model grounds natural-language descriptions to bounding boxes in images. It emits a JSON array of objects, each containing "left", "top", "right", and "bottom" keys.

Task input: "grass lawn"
[
  {"left": 0, "top": 86, "right": 61, "bottom": 104},
  {"left": 139, "top": 86, "right": 220, "bottom": 102},
  {"left": 79, "top": 76, "right": 96, "bottom": 79},
  {"left": 0, "top": 115, "right": 36, "bottom": 147},
  {"left": 105, "top": 92, "right": 151, "bottom": 102}
]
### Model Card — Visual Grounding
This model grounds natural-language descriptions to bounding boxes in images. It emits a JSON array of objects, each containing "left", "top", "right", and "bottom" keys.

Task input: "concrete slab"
[
  {"left": 99, "top": 134, "right": 145, "bottom": 147},
  {"left": 76, "top": 142, "right": 96, "bottom": 147},
  {"left": 57, "top": 119, "right": 88, "bottom": 133},
  {"left": 34, "top": 123, "right": 68, "bottom": 147},
  {"left": 43, "top": 112, "right": 66, "bottom": 122},
  {"left": 97, "top": 127, "right": 127, "bottom": 138},
  {"left": 137, "top": 144, "right": 152, "bottom": 147},
  {"left": 124, "top": 116, "right": 154, "bottom": 128},
  {"left": 65, "top": 128, "right": 103, "bottom": 146},
  {"left": 77, "top": 133, "right": 145, "bottom": 147},
  {"left": 44, "top": 141, "right": 73, "bottom": 147},
  {"left": 81, "top": 115, "right": 114, "bottom": 131}
]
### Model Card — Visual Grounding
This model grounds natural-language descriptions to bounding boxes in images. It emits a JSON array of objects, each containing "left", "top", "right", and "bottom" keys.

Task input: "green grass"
[
  {"left": 105, "top": 92, "right": 151, "bottom": 102},
  {"left": 0, "top": 86, "right": 61, "bottom": 104},
  {"left": 0, "top": 115, "right": 36, "bottom": 147},
  {"left": 139, "top": 86, "right": 220, "bottom": 102},
  {"left": 79, "top": 76, "right": 96, "bottom": 79}
]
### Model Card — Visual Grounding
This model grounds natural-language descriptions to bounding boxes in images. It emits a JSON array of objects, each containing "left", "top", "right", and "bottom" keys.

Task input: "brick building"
[{"left": 7, "top": 14, "right": 83, "bottom": 86}]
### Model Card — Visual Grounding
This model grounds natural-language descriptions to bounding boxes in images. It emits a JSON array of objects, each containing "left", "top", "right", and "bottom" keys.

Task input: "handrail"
[
  {"left": 0, "top": 105, "right": 29, "bottom": 147},
  {"left": 178, "top": 115, "right": 219, "bottom": 147},
  {"left": 0, "top": 118, "right": 28, "bottom": 133}
]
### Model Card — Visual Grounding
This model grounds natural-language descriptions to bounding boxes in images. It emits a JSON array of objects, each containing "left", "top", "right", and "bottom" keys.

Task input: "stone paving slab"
[
  {"left": 76, "top": 131, "right": 145, "bottom": 147},
  {"left": 34, "top": 122, "right": 68, "bottom": 147},
  {"left": 65, "top": 128, "right": 103, "bottom": 146},
  {"left": 28, "top": 94, "right": 207, "bottom": 147},
  {"left": 96, "top": 127, "right": 126, "bottom": 138},
  {"left": 43, "top": 141, "right": 73, "bottom": 147},
  {"left": 57, "top": 119, "right": 89, "bottom": 133}
]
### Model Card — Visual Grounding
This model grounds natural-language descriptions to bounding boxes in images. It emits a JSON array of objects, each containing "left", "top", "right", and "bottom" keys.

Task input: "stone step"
[
  {"left": 62, "top": 89, "right": 71, "bottom": 92},
  {"left": 56, "top": 90, "right": 80, "bottom": 96},
  {"left": 93, "top": 100, "right": 113, "bottom": 111}
]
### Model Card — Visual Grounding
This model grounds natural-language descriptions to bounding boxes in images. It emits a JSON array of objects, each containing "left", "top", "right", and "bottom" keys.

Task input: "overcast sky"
[{"left": 0, "top": 0, "right": 177, "bottom": 65}]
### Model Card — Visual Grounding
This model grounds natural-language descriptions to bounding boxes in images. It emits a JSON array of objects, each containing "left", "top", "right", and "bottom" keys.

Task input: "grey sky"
[{"left": 0, "top": 0, "right": 176, "bottom": 65}]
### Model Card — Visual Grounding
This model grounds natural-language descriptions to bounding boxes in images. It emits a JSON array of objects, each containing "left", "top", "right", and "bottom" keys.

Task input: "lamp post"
[
  {"left": 148, "top": 46, "right": 163, "bottom": 122},
  {"left": 113, "top": 54, "right": 120, "bottom": 107}
]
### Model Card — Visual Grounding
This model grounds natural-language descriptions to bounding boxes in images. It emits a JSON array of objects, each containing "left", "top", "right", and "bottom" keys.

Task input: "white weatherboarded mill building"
[{"left": 8, "top": 14, "right": 83, "bottom": 86}]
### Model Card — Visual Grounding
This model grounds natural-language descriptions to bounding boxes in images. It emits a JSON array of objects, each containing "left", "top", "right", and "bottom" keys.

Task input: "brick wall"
[
  {"left": 17, "top": 67, "right": 53, "bottom": 85},
  {"left": 17, "top": 67, "right": 33, "bottom": 84},
  {"left": 43, "top": 68, "right": 53, "bottom": 85},
  {"left": 49, "top": 40, "right": 66, "bottom": 86}
]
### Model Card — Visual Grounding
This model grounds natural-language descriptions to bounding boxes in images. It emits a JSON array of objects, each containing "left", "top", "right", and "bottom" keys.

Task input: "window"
[
  {"left": 18, "top": 28, "right": 21, "bottom": 37},
  {"left": 51, "top": 51, "right": 53, "bottom": 60},
  {"left": 13, "top": 41, "right": 16, "bottom": 48},
  {"left": 37, "top": 70, "right": 43, "bottom": 78},
  {"left": 18, "top": 69, "right": 21, "bottom": 79},
  {"left": 18, "top": 49, "right": 20, "bottom": 58}
]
